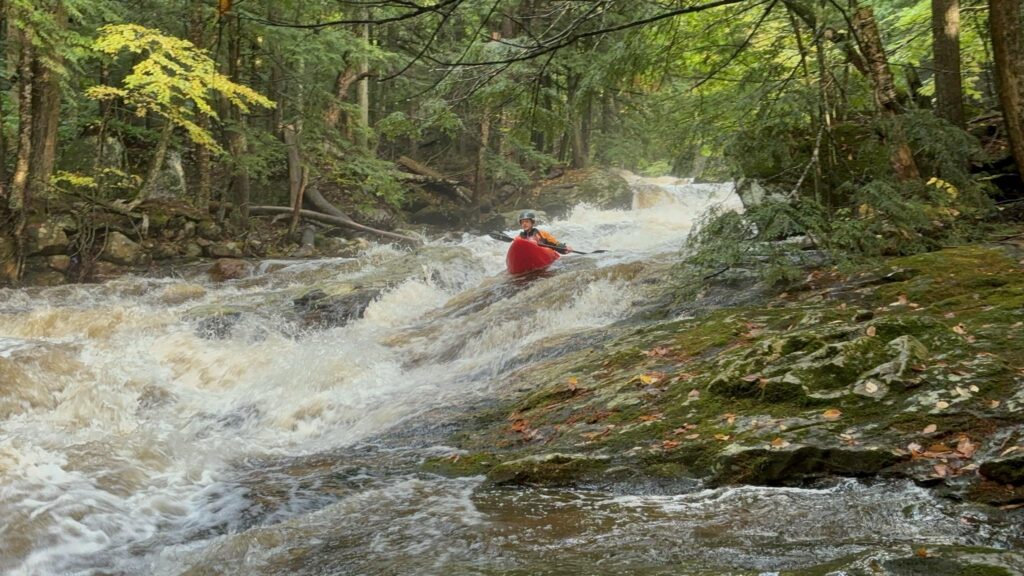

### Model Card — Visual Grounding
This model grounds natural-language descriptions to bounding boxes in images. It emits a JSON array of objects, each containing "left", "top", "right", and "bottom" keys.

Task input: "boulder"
[
  {"left": 47, "top": 255, "right": 71, "bottom": 273},
  {"left": 711, "top": 445, "right": 904, "bottom": 486},
  {"left": 25, "top": 221, "right": 68, "bottom": 256},
  {"left": 101, "top": 231, "right": 141, "bottom": 265},
  {"left": 150, "top": 150, "right": 187, "bottom": 199},
  {"left": 486, "top": 453, "right": 610, "bottom": 487},
  {"left": 980, "top": 456, "right": 1024, "bottom": 485},
  {"left": 208, "top": 258, "right": 252, "bottom": 282},
  {"left": 532, "top": 169, "right": 633, "bottom": 218}
]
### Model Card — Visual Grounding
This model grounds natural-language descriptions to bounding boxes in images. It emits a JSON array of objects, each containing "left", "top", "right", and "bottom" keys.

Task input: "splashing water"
[{"left": 1, "top": 178, "right": 1019, "bottom": 575}]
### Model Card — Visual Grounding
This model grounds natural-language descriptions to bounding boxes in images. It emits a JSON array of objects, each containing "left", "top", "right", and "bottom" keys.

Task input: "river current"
[{"left": 1, "top": 177, "right": 1020, "bottom": 575}]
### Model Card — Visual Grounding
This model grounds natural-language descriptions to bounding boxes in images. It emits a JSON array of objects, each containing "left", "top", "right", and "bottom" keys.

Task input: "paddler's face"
[{"left": 519, "top": 219, "right": 534, "bottom": 230}]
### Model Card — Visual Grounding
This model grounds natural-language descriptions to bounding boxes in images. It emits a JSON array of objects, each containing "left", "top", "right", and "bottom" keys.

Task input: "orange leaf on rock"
[
  {"left": 770, "top": 437, "right": 790, "bottom": 448},
  {"left": 684, "top": 433, "right": 701, "bottom": 440},
  {"left": 822, "top": 409, "right": 842, "bottom": 421},
  {"left": 662, "top": 440, "right": 681, "bottom": 449},
  {"left": 865, "top": 326, "right": 877, "bottom": 337},
  {"left": 714, "top": 434, "right": 731, "bottom": 441},
  {"left": 638, "top": 413, "right": 663, "bottom": 422},
  {"left": 720, "top": 413, "right": 737, "bottom": 425},
  {"left": 952, "top": 323, "right": 968, "bottom": 335},
  {"left": 922, "top": 424, "right": 937, "bottom": 434},
  {"left": 956, "top": 435, "right": 977, "bottom": 458}
]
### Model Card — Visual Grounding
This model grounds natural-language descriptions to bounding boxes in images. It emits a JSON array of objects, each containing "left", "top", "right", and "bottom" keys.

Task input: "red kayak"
[{"left": 506, "top": 237, "right": 560, "bottom": 274}]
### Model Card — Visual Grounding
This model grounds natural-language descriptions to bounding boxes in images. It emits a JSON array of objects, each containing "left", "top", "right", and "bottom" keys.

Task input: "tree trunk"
[
  {"left": 932, "top": 0, "right": 965, "bottom": 128},
  {"left": 140, "top": 122, "right": 173, "bottom": 200},
  {"left": 989, "top": 0, "right": 1024, "bottom": 180},
  {"left": 356, "top": 13, "right": 370, "bottom": 150},
  {"left": 226, "top": 13, "right": 249, "bottom": 226},
  {"left": 190, "top": 0, "right": 212, "bottom": 212},
  {"left": 27, "top": 3, "right": 65, "bottom": 202},
  {"left": 474, "top": 110, "right": 490, "bottom": 204},
  {"left": 852, "top": 6, "right": 921, "bottom": 181},
  {"left": 10, "top": 28, "right": 33, "bottom": 213}
]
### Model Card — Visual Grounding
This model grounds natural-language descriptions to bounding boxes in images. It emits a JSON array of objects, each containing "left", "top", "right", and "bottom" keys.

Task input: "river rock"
[
  {"left": 532, "top": 169, "right": 633, "bottom": 218},
  {"left": 711, "top": 445, "right": 904, "bottom": 486},
  {"left": 979, "top": 456, "right": 1024, "bottom": 485},
  {"left": 486, "top": 453, "right": 610, "bottom": 487},
  {"left": 47, "top": 254, "right": 71, "bottom": 272},
  {"left": 208, "top": 258, "right": 252, "bottom": 282},
  {"left": 25, "top": 221, "right": 69, "bottom": 256},
  {"left": 196, "top": 220, "right": 222, "bottom": 240},
  {"left": 183, "top": 241, "right": 204, "bottom": 258},
  {"left": 101, "top": 231, "right": 141, "bottom": 265}
]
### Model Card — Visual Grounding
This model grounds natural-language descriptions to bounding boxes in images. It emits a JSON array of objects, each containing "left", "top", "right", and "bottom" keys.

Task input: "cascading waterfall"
[{"left": 1, "top": 178, "right": 1018, "bottom": 575}]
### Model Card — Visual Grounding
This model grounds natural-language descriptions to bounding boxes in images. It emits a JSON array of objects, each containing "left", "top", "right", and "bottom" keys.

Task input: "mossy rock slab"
[
  {"left": 711, "top": 445, "right": 905, "bottom": 486},
  {"left": 979, "top": 455, "right": 1024, "bottom": 485},
  {"left": 486, "top": 453, "right": 610, "bottom": 487}
]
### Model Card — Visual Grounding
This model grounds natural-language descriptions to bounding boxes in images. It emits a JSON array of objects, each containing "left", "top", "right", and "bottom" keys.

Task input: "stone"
[
  {"left": 101, "top": 231, "right": 141, "bottom": 265},
  {"left": 159, "top": 284, "right": 206, "bottom": 305},
  {"left": 711, "top": 445, "right": 904, "bottom": 486},
  {"left": 196, "top": 220, "right": 222, "bottom": 240},
  {"left": 150, "top": 150, "right": 187, "bottom": 199},
  {"left": 47, "top": 255, "right": 71, "bottom": 272},
  {"left": 206, "top": 242, "right": 244, "bottom": 258},
  {"left": 979, "top": 456, "right": 1024, "bottom": 485},
  {"left": 486, "top": 453, "right": 610, "bottom": 486},
  {"left": 182, "top": 242, "right": 204, "bottom": 258},
  {"left": 25, "top": 221, "right": 69, "bottom": 256},
  {"left": 208, "top": 258, "right": 252, "bottom": 282},
  {"left": 151, "top": 242, "right": 180, "bottom": 260}
]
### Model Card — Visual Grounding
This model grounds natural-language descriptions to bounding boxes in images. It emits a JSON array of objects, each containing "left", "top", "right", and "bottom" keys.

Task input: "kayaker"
[{"left": 518, "top": 211, "right": 572, "bottom": 253}]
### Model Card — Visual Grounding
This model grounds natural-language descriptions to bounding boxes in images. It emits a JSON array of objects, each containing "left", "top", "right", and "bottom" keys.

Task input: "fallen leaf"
[
  {"left": 916, "top": 547, "right": 930, "bottom": 558},
  {"left": 684, "top": 433, "right": 701, "bottom": 440},
  {"left": 926, "top": 442, "right": 953, "bottom": 454},
  {"left": 952, "top": 323, "right": 968, "bottom": 335},
  {"left": 944, "top": 312, "right": 956, "bottom": 319},
  {"left": 639, "top": 372, "right": 665, "bottom": 385},
  {"left": 447, "top": 453, "right": 461, "bottom": 463},
  {"left": 662, "top": 440, "right": 681, "bottom": 449},
  {"left": 638, "top": 413, "right": 663, "bottom": 422},
  {"left": 687, "top": 388, "right": 701, "bottom": 400},
  {"left": 865, "top": 381, "right": 879, "bottom": 393},
  {"left": 866, "top": 326, "right": 877, "bottom": 337},
  {"left": 890, "top": 294, "right": 909, "bottom": 306},
  {"left": 936, "top": 401, "right": 950, "bottom": 410},
  {"left": 933, "top": 464, "right": 949, "bottom": 477},
  {"left": 822, "top": 409, "right": 843, "bottom": 421},
  {"left": 714, "top": 434, "right": 731, "bottom": 441},
  {"left": 968, "top": 385, "right": 979, "bottom": 393},
  {"left": 989, "top": 399, "right": 1001, "bottom": 409},
  {"left": 1001, "top": 445, "right": 1022, "bottom": 457},
  {"left": 907, "top": 442, "right": 924, "bottom": 454},
  {"left": 720, "top": 413, "right": 737, "bottom": 425},
  {"left": 922, "top": 424, "right": 937, "bottom": 434},
  {"left": 510, "top": 419, "right": 530, "bottom": 433},
  {"left": 771, "top": 437, "right": 790, "bottom": 448},
  {"left": 741, "top": 373, "right": 762, "bottom": 383},
  {"left": 956, "top": 435, "right": 977, "bottom": 458},
  {"left": 567, "top": 377, "right": 578, "bottom": 392},
  {"left": 641, "top": 346, "right": 671, "bottom": 358}
]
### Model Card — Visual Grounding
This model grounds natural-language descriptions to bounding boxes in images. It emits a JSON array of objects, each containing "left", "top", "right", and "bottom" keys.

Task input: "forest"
[{"left": 0, "top": 0, "right": 1022, "bottom": 284}]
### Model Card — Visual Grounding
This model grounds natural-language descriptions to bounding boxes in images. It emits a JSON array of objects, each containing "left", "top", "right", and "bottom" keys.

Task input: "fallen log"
[
  {"left": 397, "top": 156, "right": 472, "bottom": 204},
  {"left": 249, "top": 205, "right": 422, "bottom": 245}
]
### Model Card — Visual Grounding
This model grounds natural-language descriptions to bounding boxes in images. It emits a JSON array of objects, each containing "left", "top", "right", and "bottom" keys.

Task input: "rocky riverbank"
[{"left": 424, "top": 240, "right": 1024, "bottom": 513}]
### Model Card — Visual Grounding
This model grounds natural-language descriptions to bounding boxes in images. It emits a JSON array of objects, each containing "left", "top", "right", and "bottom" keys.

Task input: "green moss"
[{"left": 422, "top": 453, "right": 502, "bottom": 477}]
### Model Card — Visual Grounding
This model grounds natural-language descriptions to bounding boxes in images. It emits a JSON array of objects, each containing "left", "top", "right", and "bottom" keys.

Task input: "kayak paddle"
[{"left": 487, "top": 231, "right": 608, "bottom": 255}]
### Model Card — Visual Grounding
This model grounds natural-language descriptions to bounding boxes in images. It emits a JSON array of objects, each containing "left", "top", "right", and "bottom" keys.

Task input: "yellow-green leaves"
[{"left": 87, "top": 24, "right": 274, "bottom": 152}]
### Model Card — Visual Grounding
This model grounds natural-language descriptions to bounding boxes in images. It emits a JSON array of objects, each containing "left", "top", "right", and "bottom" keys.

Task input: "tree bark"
[
  {"left": 27, "top": 2, "right": 65, "bottom": 202},
  {"left": 10, "top": 28, "right": 33, "bottom": 214},
  {"left": 356, "top": 13, "right": 370, "bottom": 150},
  {"left": 226, "top": 13, "right": 249, "bottom": 225},
  {"left": 474, "top": 110, "right": 490, "bottom": 204},
  {"left": 140, "top": 122, "right": 173, "bottom": 200},
  {"left": 932, "top": 0, "right": 965, "bottom": 128},
  {"left": 989, "top": 0, "right": 1024, "bottom": 180},
  {"left": 853, "top": 6, "right": 920, "bottom": 181},
  {"left": 249, "top": 205, "right": 421, "bottom": 245},
  {"left": 190, "top": 0, "right": 212, "bottom": 212}
]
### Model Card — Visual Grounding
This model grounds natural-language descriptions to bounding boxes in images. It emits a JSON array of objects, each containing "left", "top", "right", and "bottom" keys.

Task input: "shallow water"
[{"left": 2, "top": 180, "right": 1020, "bottom": 575}]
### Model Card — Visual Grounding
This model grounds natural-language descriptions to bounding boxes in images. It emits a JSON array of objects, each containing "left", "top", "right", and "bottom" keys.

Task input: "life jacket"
[{"left": 519, "top": 227, "right": 564, "bottom": 250}]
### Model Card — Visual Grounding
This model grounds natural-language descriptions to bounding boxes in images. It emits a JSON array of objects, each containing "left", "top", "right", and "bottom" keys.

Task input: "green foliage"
[{"left": 87, "top": 24, "right": 274, "bottom": 152}]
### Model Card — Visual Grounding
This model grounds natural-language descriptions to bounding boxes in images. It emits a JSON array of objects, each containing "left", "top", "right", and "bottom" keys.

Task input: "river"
[{"left": 1, "top": 178, "right": 1020, "bottom": 575}]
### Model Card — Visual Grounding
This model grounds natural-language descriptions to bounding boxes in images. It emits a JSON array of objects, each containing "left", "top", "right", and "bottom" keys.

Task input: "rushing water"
[{"left": 1, "top": 178, "right": 1021, "bottom": 576}]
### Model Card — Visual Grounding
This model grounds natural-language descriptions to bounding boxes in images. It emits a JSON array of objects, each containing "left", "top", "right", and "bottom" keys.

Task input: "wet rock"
[
  {"left": 101, "top": 231, "right": 141, "bottom": 265},
  {"left": 151, "top": 150, "right": 187, "bottom": 198},
  {"left": 883, "top": 556, "right": 1012, "bottom": 576},
  {"left": 711, "top": 445, "right": 904, "bottom": 486},
  {"left": 533, "top": 168, "right": 633, "bottom": 218},
  {"left": 208, "top": 258, "right": 252, "bottom": 282},
  {"left": 979, "top": 456, "right": 1024, "bottom": 486},
  {"left": 294, "top": 286, "right": 381, "bottom": 328},
  {"left": 486, "top": 453, "right": 610, "bottom": 487},
  {"left": 25, "top": 221, "right": 69, "bottom": 256},
  {"left": 185, "top": 304, "right": 250, "bottom": 339},
  {"left": 91, "top": 260, "right": 124, "bottom": 279},
  {"left": 159, "top": 283, "right": 206, "bottom": 305}
]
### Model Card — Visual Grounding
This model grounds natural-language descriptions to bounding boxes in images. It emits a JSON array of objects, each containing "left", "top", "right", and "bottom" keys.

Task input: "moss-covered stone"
[
  {"left": 979, "top": 456, "right": 1024, "bottom": 486},
  {"left": 486, "top": 453, "right": 610, "bottom": 486},
  {"left": 711, "top": 445, "right": 905, "bottom": 486}
]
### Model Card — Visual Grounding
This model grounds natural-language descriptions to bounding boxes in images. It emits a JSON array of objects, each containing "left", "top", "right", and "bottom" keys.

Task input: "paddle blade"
[{"left": 488, "top": 231, "right": 514, "bottom": 243}]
